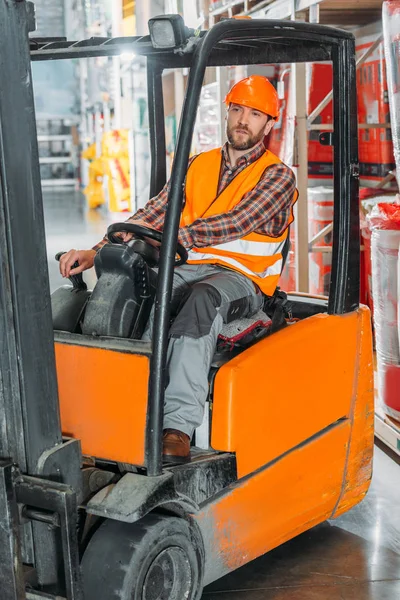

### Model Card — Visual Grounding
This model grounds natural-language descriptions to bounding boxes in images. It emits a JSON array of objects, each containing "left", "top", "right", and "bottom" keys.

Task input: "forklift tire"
[{"left": 81, "top": 512, "right": 204, "bottom": 600}]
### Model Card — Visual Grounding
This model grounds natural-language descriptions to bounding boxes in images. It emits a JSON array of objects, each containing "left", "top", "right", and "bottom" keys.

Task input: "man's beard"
[{"left": 227, "top": 123, "right": 266, "bottom": 151}]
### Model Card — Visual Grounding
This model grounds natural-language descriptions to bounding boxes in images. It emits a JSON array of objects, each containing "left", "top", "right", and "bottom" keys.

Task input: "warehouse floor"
[{"left": 45, "top": 189, "right": 400, "bottom": 600}]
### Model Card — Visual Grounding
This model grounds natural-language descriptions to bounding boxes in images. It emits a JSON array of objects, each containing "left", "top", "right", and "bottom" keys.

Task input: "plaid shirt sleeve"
[{"left": 177, "top": 163, "right": 296, "bottom": 249}]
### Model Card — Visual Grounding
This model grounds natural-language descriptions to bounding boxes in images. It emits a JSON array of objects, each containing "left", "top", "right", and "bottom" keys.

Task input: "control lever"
[{"left": 55, "top": 252, "right": 87, "bottom": 291}]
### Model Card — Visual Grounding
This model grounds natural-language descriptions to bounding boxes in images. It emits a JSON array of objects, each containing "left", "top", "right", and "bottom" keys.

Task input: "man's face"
[{"left": 226, "top": 103, "right": 273, "bottom": 151}]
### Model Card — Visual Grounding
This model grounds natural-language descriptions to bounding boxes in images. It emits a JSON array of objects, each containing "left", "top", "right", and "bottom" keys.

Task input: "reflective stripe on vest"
[
  {"left": 187, "top": 250, "right": 284, "bottom": 278},
  {"left": 182, "top": 147, "right": 297, "bottom": 296},
  {"left": 206, "top": 237, "right": 286, "bottom": 257}
]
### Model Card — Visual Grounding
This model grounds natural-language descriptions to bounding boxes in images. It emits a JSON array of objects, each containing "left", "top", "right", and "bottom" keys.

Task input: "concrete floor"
[{"left": 44, "top": 189, "right": 400, "bottom": 600}]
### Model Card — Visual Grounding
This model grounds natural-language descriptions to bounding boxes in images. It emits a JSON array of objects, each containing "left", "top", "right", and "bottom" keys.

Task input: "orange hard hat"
[{"left": 224, "top": 75, "right": 280, "bottom": 119}]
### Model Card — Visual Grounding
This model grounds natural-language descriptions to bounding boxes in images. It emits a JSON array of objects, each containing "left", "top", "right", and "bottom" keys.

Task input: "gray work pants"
[{"left": 143, "top": 264, "right": 262, "bottom": 438}]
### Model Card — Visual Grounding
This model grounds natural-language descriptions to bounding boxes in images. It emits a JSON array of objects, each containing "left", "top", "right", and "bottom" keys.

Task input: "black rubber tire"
[{"left": 81, "top": 513, "right": 204, "bottom": 600}]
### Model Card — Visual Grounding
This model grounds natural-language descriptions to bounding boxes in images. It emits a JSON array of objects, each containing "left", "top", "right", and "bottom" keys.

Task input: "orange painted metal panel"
[
  {"left": 197, "top": 420, "right": 350, "bottom": 585},
  {"left": 55, "top": 342, "right": 149, "bottom": 466},
  {"left": 332, "top": 306, "right": 374, "bottom": 517},
  {"left": 212, "top": 311, "right": 362, "bottom": 478}
]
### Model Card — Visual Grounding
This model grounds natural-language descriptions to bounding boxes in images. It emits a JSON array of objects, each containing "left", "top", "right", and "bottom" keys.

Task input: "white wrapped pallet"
[
  {"left": 370, "top": 203, "right": 400, "bottom": 421},
  {"left": 372, "top": 229, "right": 400, "bottom": 364}
]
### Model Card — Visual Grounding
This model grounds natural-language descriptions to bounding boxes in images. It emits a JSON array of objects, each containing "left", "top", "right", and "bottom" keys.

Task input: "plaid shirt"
[{"left": 93, "top": 140, "right": 296, "bottom": 251}]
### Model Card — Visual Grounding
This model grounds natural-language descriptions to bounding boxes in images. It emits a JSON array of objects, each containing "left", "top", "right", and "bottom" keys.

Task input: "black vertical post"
[
  {"left": 329, "top": 37, "right": 360, "bottom": 314},
  {"left": 147, "top": 58, "right": 167, "bottom": 198},
  {"left": 0, "top": 0, "right": 63, "bottom": 473},
  {"left": 145, "top": 33, "right": 214, "bottom": 476},
  {"left": 145, "top": 57, "right": 167, "bottom": 475}
]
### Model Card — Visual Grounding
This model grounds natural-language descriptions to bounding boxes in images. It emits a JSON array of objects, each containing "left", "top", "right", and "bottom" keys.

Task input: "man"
[{"left": 59, "top": 75, "right": 297, "bottom": 463}]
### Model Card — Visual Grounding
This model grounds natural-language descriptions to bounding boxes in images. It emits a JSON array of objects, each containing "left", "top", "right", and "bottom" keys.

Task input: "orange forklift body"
[
  {"left": 55, "top": 342, "right": 149, "bottom": 465},
  {"left": 199, "top": 306, "right": 373, "bottom": 582},
  {"left": 55, "top": 304, "right": 373, "bottom": 583}
]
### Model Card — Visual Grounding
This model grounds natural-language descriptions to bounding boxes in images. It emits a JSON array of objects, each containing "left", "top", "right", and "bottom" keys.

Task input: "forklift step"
[
  {"left": 26, "top": 591, "right": 66, "bottom": 600},
  {"left": 166, "top": 451, "right": 237, "bottom": 506}
]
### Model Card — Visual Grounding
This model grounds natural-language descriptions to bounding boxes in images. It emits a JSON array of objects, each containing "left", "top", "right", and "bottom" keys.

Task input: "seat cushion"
[{"left": 218, "top": 310, "right": 272, "bottom": 348}]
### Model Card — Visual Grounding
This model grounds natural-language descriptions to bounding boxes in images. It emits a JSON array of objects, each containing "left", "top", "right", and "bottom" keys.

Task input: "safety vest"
[{"left": 180, "top": 147, "right": 298, "bottom": 296}]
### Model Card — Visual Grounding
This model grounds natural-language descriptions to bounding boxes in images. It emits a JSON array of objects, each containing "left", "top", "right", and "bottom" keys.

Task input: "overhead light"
[
  {"left": 120, "top": 51, "right": 136, "bottom": 60},
  {"left": 148, "top": 14, "right": 188, "bottom": 49}
]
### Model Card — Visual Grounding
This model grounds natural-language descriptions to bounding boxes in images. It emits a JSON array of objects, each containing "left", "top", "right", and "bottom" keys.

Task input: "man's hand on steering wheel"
[{"left": 106, "top": 221, "right": 188, "bottom": 266}]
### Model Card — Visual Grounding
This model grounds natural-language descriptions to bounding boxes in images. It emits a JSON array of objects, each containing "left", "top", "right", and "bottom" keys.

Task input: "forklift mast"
[{"left": 0, "top": 1, "right": 81, "bottom": 598}]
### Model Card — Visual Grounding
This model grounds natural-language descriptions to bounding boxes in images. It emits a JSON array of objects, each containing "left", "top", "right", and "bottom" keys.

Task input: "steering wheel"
[{"left": 106, "top": 222, "right": 188, "bottom": 267}]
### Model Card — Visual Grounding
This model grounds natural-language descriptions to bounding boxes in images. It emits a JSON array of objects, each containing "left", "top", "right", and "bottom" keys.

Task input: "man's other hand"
[
  {"left": 119, "top": 231, "right": 134, "bottom": 242},
  {"left": 59, "top": 249, "right": 96, "bottom": 278},
  {"left": 120, "top": 219, "right": 153, "bottom": 243}
]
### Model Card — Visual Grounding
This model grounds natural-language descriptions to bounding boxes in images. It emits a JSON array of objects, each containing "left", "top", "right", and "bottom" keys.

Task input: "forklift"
[{"left": 0, "top": 2, "right": 374, "bottom": 599}]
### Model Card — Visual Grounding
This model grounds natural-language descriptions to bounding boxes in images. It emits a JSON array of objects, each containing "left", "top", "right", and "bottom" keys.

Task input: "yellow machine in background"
[{"left": 83, "top": 128, "right": 132, "bottom": 212}]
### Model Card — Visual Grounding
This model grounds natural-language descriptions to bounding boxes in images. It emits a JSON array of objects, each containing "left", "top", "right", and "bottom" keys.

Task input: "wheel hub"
[{"left": 142, "top": 546, "right": 192, "bottom": 600}]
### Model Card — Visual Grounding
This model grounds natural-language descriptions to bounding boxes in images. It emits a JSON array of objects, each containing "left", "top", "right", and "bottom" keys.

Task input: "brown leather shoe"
[{"left": 163, "top": 429, "right": 191, "bottom": 464}]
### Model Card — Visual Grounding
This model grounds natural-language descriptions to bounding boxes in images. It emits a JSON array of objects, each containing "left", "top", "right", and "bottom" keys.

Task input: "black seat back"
[{"left": 81, "top": 243, "right": 157, "bottom": 339}]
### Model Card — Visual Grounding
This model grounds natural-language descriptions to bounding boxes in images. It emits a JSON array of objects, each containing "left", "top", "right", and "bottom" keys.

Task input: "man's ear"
[{"left": 264, "top": 118, "right": 275, "bottom": 137}]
